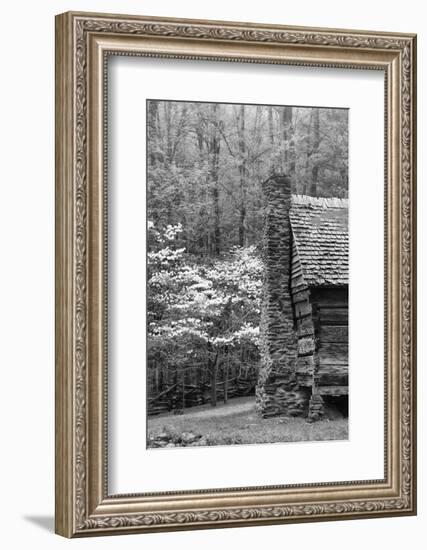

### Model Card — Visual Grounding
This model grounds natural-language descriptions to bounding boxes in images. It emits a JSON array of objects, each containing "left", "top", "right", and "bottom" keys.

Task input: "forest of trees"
[{"left": 146, "top": 101, "right": 348, "bottom": 414}]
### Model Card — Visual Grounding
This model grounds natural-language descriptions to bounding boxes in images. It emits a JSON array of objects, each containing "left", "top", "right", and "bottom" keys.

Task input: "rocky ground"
[
  {"left": 147, "top": 396, "right": 348, "bottom": 449},
  {"left": 147, "top": 430, "right": 211, "bottom": 448}
]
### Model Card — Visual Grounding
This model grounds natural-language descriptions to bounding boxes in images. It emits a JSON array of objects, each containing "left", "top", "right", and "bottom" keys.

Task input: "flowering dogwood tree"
[{"left": 147, "top": 221, "right": 262, "bottom": 407}]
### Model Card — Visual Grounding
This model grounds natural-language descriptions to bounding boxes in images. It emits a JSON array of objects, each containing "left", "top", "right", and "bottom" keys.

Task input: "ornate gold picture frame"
[{"left": 55, "top": 11, "right": 416, "bottom": 538}]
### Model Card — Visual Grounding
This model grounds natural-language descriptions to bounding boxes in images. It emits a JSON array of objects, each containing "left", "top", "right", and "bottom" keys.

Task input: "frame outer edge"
[
  {"left": 409, "top": 34, "right": 417, "bottom": 515},
  {"left": 413, "top": 34, "right": 417, "bottom": 515},
  {"left": 55, "top": 12, "right": 75, "bottom": 538},
  {"left": 54, "top": 10, "right": 417, "bottom": 537},
  {"left": 62, "top": 10, "right": 417, "bottom": 40}
]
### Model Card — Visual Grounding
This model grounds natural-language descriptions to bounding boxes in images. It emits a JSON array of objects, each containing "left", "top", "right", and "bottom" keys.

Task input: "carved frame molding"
[{"left": 55, "top": 11, "right": 416, "bottom": 537}]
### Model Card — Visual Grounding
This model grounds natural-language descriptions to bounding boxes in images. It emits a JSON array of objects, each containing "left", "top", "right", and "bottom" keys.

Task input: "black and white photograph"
[{"left": 146, "top": 99, "right": 348, "bottom": 449}]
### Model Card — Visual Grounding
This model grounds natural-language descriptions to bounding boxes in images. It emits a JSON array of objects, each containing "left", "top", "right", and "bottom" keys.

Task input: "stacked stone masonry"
[{"left": 256, "top": 176, "right": 348, "bottom": 421}]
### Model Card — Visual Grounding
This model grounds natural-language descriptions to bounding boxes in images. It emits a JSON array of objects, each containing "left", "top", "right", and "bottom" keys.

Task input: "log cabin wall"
[
  {"left": 311, "top": 288, "right": 348, "bottom": 397},
  {"left": 289, "top": 195, "right": 349, "bottom": 420},
  {"left": 290, "top": 240, "right": 316, "bottom": 390}
]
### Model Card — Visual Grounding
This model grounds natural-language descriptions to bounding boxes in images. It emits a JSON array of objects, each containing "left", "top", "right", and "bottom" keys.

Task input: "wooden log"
[
  {"left": 296, "top": 355, "right": 315, "bottom": 373},
  {"left": 311, "top": 288, "right": 348, "bottom": 306},
  {"left": 296, "top": 354, "right": 315, "bottom": 386},
  {"left": 319, "top": 342, "right": 348, "bottom": 363},
  {"left": 294, "top": 300, "right": 312, "bottom": 318},
  {"left": 148, "top": 383, "right": 178, "bottom": 403},
  {"left": 320, "top": 325, "right": 348, "bottom": 343},
  {"left": 320, "top": 359, "right": 348, "bottom": 366},
  {"left": 317, "top": 363, "right": 348, "bottom": 386},
  {"left": 308, "top": 394, "right": 325, "bottom": 421},
  {"left": 291, "top": 273, "right": 306, "bottom": 291},
  {"left": 298, "top": 336, "right": 316, "bottom": 356},
  {"left": 296, "top": 315, "right": 315, "bottom": 337},
  {"left": 318, "top": 307, "right": 348, "bottom": 325},
  {"left": 316, "top": 385, "right": 348, "bottom": 396},
  {"left": 291, "top": 288, "right": 310, "bottom": 304}
]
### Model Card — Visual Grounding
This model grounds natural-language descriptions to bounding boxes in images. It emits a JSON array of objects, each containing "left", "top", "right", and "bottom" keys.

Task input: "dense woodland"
[{"left": 147, "top": 101, "right": 348, "bottom": 414}]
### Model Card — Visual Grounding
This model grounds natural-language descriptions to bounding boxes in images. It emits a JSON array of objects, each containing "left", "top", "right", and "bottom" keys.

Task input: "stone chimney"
[{"left": 255, "top": 174, "right": 308, "bottom": 417}]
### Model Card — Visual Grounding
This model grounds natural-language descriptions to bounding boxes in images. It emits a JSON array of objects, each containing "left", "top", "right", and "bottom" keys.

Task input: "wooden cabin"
[
  {"left": 255, "top": 175, "right": 349, "bottom": 420},
  {"left": 290, "top": 195, "right": 348, "bottom": 419}
]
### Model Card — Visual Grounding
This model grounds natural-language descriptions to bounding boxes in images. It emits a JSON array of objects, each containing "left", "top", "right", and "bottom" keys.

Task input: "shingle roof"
[{"left": 290, "top": 194, "right": 348, "bottom": 287}]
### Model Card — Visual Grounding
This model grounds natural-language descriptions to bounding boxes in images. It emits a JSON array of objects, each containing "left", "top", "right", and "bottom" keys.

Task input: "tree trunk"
[
  {"left": 310, "top": 108, "right": 320, "bottom": 196},
  {"left": 209, "top": 104, "right": 221, "bottom": 255},
  {"left": 163, "top": 102, "right": 178, "bottom": 165},
  {"left": 340, "top": 167, "right": 348, "bottom": 189},
  {"left": 236, "top": 105, "right": 248, "bottom": 247},
  {"left": 210, "top": 363, "right": 218, "bottom": 407},
  {"left": 207, "top": 342, "right": 218, "bottom": 407},
  {"left": 268, "top": 107, "right": 275, "bottom": 145},
  {"left": 147, "top": 100, "right": 159, "bottom": 166},
  {"left": 181, "top": 368, "right": 185, "bottom": 410},
  {"left": 224, "top": 349, "right": 229, "bottom": 404}
]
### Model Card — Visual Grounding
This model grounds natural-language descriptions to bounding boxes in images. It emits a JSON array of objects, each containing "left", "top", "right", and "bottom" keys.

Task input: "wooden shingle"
[{"left": 290, "top": 194, "right": 348, "bottom": 287}]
